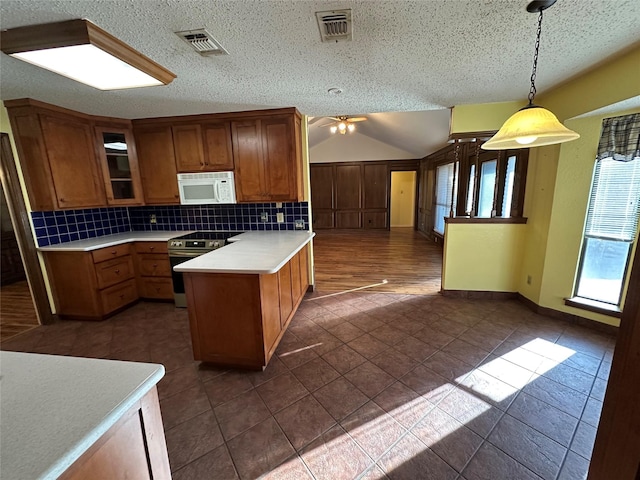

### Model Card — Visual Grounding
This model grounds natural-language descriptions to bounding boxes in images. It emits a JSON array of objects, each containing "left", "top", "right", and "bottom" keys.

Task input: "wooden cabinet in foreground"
[
  {"left": 44, "top": 244, "right": 138, "bottom": 320},
  {"left": 184, "top": 245, "right": 309, "bottom": 369},
  {"left": 60, "top": 387, "right": 170, "bottom": 480}
]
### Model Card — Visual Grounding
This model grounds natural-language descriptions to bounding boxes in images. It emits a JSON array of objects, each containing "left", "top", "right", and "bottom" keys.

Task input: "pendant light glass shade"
[{"left": 482, "top": 105, "right": 580, "bottom": 150}]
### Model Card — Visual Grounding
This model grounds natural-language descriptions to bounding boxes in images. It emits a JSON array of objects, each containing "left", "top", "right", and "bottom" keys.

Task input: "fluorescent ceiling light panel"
[{"left": 1, "top": 19, "right": 176, "bottom": 90}]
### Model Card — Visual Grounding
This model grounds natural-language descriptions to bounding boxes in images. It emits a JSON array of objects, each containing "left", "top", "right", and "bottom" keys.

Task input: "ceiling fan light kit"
[
  {"left": 326, "top": 115, "right": 366, "bottom": 135},
  {"left": 482, "top": 0, "right": 579, "bottom": 150},
  {"left": 0, "top": 19, "right": 176, "bottom": 90}
]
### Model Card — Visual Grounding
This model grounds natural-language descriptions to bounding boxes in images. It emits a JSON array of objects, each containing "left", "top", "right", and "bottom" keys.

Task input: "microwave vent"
[
  {"left": 177, "top": 172, "right": 233, "bottom": 180},
  {"left": 316, "top": 9, "right": 352, "bottom": 43},
  {"left": 175, "top": 29, "right": 228, "bottom": 56}
]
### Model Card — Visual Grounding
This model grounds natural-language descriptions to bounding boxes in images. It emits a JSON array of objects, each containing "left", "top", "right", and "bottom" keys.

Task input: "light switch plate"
[{"left": 276, "top": 213, "right": 284, "bottom": 223}]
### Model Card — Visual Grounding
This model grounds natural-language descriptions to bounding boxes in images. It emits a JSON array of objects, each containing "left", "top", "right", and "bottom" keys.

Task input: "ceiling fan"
[{"left": 320, "top": 115, "right": 367, "bottom": 134}]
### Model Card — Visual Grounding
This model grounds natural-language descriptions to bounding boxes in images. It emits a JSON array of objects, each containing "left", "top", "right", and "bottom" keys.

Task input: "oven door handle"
[{"left": 168, "top": 251, "right": 203, "bottom": 258}]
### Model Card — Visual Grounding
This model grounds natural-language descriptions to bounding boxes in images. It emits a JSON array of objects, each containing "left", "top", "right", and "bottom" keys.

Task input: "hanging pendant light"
[{"left": 482, "top": 0, "right": 579, "bottom": 150}]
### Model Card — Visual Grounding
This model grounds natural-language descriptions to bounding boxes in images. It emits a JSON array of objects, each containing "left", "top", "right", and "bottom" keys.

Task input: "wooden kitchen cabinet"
[
  {"left": 173, "top": 122, "right": 234, "bottom": 172},
  {"left": 133, "top": 126, "right": 180, "bottom": 205},
  {"left": 184, "top": 245, "right": 309, "bottom": 369},
  {"left": 94, "top": 126, "right": 144, "bottom": 206},
  {"left": 5, "top": 99, "right": 107, "bottom": 210},
  {"left": 232, "top": 114, "right": 303, "bottom": 202},
  {"left": 45, "top": 245, "right": 138, "bottom": 320},
  {"left": 134, "top": 242, "right": 173, "bottom": 300}
]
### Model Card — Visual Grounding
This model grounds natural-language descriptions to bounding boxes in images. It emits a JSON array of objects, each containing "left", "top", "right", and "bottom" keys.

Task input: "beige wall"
[{"left": 390, "top": 171, "right": 416, "bottom": 227}]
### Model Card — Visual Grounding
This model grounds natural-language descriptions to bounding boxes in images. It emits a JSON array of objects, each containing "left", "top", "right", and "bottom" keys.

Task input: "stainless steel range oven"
[{"left": 168, "top": 231, "right": 240, "bottom": 307}]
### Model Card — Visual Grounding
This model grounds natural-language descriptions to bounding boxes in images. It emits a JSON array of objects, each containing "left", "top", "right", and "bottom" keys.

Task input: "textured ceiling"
[{"left": 1, "top": 0, "right": 638, "bottom": 156}]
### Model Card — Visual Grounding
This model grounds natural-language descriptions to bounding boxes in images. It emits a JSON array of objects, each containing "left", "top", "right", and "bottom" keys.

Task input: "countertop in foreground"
[
  {"left": 0, "top": 352, "right": 164, "bottom": 480},
  {"left": 174, "top": 230, "right": 315, "bottom": 274}
]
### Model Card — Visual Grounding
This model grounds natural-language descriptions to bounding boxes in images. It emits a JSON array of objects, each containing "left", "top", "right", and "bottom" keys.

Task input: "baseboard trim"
[
  {"left": 517, "top": 293, "right": 618, "bottom": 335},
  {"left": 440, "top": 289, "right": 518, "bottom": 300}
]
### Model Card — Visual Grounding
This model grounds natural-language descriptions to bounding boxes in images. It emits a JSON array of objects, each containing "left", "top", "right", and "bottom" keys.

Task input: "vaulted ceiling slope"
[{"left": 1, "top": 0, "right": 638, "bottom": 122}]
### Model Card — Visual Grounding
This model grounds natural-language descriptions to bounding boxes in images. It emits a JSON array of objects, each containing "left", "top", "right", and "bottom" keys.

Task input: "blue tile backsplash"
[{"left": 32, "top": 202, "right": 309, "bottom": 247}]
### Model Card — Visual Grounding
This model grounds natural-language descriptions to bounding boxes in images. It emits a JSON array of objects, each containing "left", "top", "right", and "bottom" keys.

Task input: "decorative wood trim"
[
  {"left": 0, "top": 134, "right": 54, "bottom": 324},
  {"left": 445, "top": 216, "right": 528, "bottom": 224},
  {"left": 5, "top": 98, "right": 133, "bottom": 127},
  {"left": 564, "top": 297, "right": 622, "bottom": 319},
  {"left": 448, "top": 130, "right": 497, "bottom": 141},
  {"left": 132, "top": 107, "right": 301, "bottom": 126},
  {"left": 517, "top": 293, "right": 618, "bottom": 335}
]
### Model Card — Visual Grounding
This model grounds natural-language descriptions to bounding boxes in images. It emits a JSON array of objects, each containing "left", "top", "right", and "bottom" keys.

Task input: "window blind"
[
  {"left": 585, "top": 157, "right": 640, "bottom": 241},
  {"left": 434, "top": 162, "right": 458, "bottom": 235}
]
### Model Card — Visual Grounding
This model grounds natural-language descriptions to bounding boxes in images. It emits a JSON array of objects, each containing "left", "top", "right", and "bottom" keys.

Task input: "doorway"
[{"left": 390, "top": 171, "right": 417, "bottom": 228}]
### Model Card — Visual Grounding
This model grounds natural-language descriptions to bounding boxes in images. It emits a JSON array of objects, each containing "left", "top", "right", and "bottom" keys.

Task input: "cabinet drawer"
[
  {"left": 100, "top": 279, "right": 138, "bottom": 314},
  {"left": 92, "top": 244, "right": 131, "bottom": 263},
  {"left": 95, "top": 256, "right": 135, "bottom": 289},
  {"left": 137, "top": 255, "right": 171, "bottom": 277},
  {"left": 134, "top": 242, "right": 168, "bottom": 254},
  {"left": 139, "top": 278, "right": 174, "bottom": 300}
]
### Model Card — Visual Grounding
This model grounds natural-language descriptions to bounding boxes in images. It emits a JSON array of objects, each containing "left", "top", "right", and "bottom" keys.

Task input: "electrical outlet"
[
  {"left": 260, "top": 212, "right": 268, "bottom": 222},
  {"left": 149, "top": 214, "right": 157, "bottom": 224},
  {"left": 276, "top": 213, "right": 284, "bottom": 223},
  {"left": 294, "top": 219, "right": 305, "bottom": 230},
  {"left": 276, "top": 202, "right": 283, "bottom": 208},
  {"left": 526, "top": 275, "right": 532, "bottom": 285}
]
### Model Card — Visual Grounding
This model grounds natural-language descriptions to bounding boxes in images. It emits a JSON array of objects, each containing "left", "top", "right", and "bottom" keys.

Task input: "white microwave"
[{"left": 177, "top": 172, "right": 237, "bottom": 205}]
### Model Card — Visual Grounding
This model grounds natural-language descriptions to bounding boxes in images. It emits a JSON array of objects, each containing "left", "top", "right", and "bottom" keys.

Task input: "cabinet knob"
[
  {"left": 149, "top": 246, "right": 155, "bottom": 251},
  {"left": 115, "top": 269, "right": 120, "bottom": 274},
  {"left": 153, "top": 264, "right": 158, "bottom": 268},
  {"left": 155, "top": 288, "right": 160, "bottom": 293},
  {"left": 59, "top": 197, "right": 66, "bottom": 203},
  {"left": 111, "top": 251, "right": 117, "bottom": 255},
  {"left": 119, "top": 294, "right": 125, "bottom": 299}
]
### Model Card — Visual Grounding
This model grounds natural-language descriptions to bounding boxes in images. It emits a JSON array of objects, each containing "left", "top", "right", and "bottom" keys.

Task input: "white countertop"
[
  {"left": 174, "top": 230, "right": 315, "bottom": 274},
  {"left": 0, "top": 352, "right": 165, "bottom": 480},
  {"left": 37, "top": 231, "right": 188, "bottom": 251}
]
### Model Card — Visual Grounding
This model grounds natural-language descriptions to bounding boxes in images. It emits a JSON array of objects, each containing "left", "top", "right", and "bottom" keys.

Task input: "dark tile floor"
[{"left": 1, "top": 292, "right": 615, "bottom": 480}]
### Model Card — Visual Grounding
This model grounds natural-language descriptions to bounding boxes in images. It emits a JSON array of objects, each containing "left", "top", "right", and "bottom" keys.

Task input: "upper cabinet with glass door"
[{"left": 95, "top": 127, "right": 144, "bottom": 206}]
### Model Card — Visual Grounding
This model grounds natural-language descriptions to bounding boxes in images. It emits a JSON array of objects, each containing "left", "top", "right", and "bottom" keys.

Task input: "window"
[
  {"left": 434, "top": 162, "right": 458, "bottom": 235},
  {"left": 575, "top": 157, "right": 640, "bottom": 305},
  {"left": 464, "top": 148, "right": 528, "bottom": 219},
  {"left": 575, "top": 113, "right": 640, "bottom": 306}
]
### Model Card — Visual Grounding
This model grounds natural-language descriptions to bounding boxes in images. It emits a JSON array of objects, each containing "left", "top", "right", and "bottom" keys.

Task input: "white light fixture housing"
[
  {"left": 482, "top": 0, "right": 579, "bottom": 150},
  {"left": 0, "top": 19, "right": 176, "bottom": 90}
]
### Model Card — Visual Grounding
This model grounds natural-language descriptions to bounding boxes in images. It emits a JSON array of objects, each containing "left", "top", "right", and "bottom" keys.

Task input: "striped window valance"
[{"left": 597, "top": 113, "right": 640, "bottom": 162}]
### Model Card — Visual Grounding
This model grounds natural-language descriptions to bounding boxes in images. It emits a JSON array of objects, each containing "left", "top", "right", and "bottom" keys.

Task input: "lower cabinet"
[
  {"left": 134, "top": 242, "right": 173, "bottom": 301},
  {"left": 59, "top": 387, "right": 170, "bottom": 480},
  {"left": 184, "top": 245, "right": 309, "bottom": 369},
  {"left": 45, "top": 245, "right": 139, "bottom": 320}
]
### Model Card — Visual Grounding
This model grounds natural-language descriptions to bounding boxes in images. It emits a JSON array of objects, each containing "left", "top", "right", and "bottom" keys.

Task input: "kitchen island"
[
  {"left": 174, "top": 230, "right": 314, "bottom": 369},
  {"left": 0, "top": 352, "right": 170, "bottom": 480}
]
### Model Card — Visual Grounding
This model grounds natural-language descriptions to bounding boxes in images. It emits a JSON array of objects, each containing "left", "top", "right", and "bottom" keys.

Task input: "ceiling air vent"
[
  {"left": 316, "top": 9, "right": 352, "bottom": 43},
  {"left": 175, "top": 29, "right": 228, "bottom": 56}
]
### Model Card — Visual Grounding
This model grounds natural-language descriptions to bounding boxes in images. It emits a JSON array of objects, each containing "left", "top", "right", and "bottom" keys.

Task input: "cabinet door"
[
  {"left": 95, "top": 127, "right": 144, "bottom": 206},
  {"left": 232, "top": 119, "right": 266, "bottom": 202},
  {"left": 134, "top": 126, "right": 180, "bottom": 205},
  {"left": 261, "top": 116, "right": 297, "bottom": 201},
  {"left": 40, "top": 114, "right": 106, "bottom": 208},
  {"left": 173, "top": 125, "right": 206, "bottom": 172},
  {"left": 203, "top": 122, "right": 234, "bottom": 170}
]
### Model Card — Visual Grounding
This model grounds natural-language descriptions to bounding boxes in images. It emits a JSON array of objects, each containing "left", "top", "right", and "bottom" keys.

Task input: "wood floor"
[
  {"left": 1, "top": 280, "right": 39, "bottom": 342},
  {"left": 312, "top": 228, "right": 442, "bottom": 295}
]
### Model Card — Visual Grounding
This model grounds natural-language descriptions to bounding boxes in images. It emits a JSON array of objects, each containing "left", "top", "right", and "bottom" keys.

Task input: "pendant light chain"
[{"left": 528, "top": 8, "right": 543, "bottom": 106}]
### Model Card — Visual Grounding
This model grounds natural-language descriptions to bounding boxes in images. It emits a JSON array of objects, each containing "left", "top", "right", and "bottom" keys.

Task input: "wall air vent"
[
  {"left": 315, "top": 9, "right": 352, "bottom": 43},
  {"left": 175, "top": 29, "right": 228, "bottom": 56}
]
